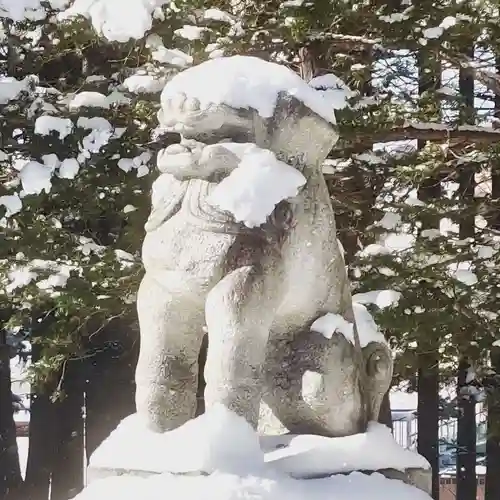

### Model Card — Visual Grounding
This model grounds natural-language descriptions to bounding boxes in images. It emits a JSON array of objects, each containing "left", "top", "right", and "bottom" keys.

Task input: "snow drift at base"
[
  {"left": 76, "top": 405, "right": 432, "bottom": 500},
  {"left": 75, "top": 469, "right": 431, "bottom": 500}
]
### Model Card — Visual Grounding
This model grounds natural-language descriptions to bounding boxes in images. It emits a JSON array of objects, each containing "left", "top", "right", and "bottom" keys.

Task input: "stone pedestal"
[{"left": 80, "top": 407, "right": 432, "bottom": 500}]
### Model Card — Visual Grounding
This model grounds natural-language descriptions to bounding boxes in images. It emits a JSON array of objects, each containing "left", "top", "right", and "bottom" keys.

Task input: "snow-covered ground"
[
  {"left": 16, "top": 437, "right": 29, "bottom": 478},
  {"left": 11, "top": 357, "right": 30, "bottom": 478}
]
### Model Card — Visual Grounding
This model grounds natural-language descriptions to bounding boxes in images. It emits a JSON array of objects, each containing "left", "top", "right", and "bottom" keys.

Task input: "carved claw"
[
  {"left": 185, "top": 97, "right": 201, "bottom": 112},
  {"left": 160, "top": 91, "right": 217, "bottom": 130},
  {"left": 157, "top": 140, "right": 241, "bottom": 181},
  {"left": 159, "top": 91, "right": 254, "bottom": 141}
]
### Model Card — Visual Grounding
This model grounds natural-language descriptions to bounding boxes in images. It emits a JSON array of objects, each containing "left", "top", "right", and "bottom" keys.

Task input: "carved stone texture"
[{"left": 135, "top": 55, "right": 393, "bottom": 436}]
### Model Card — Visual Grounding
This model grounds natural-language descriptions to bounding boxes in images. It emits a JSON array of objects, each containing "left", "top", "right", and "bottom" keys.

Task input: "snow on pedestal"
[
  {"left": 76, "top": 470, "right": 431, "bottom": 500},
  {"left": 81, "top": 405, "right": 432, "bottom": 500},
  {"left": 89, "top": 404, "right": 264, "bottom": 477},
  {"left": 261, "top": 421, "right": 428, "bottom": 478}
]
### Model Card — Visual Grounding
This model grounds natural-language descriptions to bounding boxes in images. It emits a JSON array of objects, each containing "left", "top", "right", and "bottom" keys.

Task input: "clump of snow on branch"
[
  {"left": 69, "top": 91, "right": 110, "bottom": 110},
  {"left": 145, "top": 34, "right": 193, "bottom": 67},
  {"left": 2, "top": 258, "right": 79, "bottom": 296},
  {"left": 0, "top": 76, "right": 34, "bottom": 103},
  {"left": 59, "top": 0, "right": 169, "bottom": 42},
  {"left": 19, "top": 161, "right": 53, "bottom": 195},
  {"left": 0, "top": 194, "right": 22, "bottom": 217},
  {"left": 309, "top": 73, "right": 355, "bottom": 110},
  {"left": 35, "top": 116, "right": 73, "bottom": 140}
]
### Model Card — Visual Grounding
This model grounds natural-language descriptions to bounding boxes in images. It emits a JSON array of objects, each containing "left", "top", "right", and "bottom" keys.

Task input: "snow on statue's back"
[{"left": 160, "top": 55, "right": 337, "bottom": 124}]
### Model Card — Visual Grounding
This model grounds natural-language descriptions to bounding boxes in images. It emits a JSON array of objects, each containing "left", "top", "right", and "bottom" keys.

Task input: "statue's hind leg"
[
  {"left": 204, "top": 263, "right": 282, "bottom": 428},
  {"left": 261, "top": 322, "right": 365, "bottom": 437},
  {"left": 135, "top": 272, "right": 206, "bottom": 432}
]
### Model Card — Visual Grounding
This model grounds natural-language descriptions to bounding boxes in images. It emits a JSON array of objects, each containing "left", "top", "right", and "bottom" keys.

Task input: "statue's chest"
[{"left": 142, "top": 212, "right": 237, "bottom": 279}]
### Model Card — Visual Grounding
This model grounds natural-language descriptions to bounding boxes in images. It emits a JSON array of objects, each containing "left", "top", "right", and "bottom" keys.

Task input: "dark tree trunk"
[
  {"left": 23, "top": 342, "right": 56, "bottom": 500},
  {"left": 0, "top": 328, "right": 23, "bottom": 499},
  {"left": 84, "top": 321, "right": 138, "bottom": 460},
  {"left": 456, "top": 360, "right": 477, "bottom": 500},
  {"left": 486, "top": 348, "right": 500, "bottom": 500},
  {"left": 378, "top": 391, "right": 393, "bottom": 431},
  {"left": 50, "top": 361, "right": 84, "bottom": 500},
  {"left": 485, "top": 65, "right": 500, "bottom": 500},
  {"left": 416, "top": 46, "right": 442, "bottom": 500},
  {"left": 455, "top": 44, "right": 477, "bottom": 500},
  {"left": 417, "top": 353, "right": 440, "bottom": 500}
]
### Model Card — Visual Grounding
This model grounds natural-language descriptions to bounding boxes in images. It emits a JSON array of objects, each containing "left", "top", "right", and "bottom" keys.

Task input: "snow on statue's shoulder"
[
  {"left": 207, "top": 144, "right": 306, "bottom": 228},
  {"left": 161, "top": 56, "right": 337, "bottom": 123}
]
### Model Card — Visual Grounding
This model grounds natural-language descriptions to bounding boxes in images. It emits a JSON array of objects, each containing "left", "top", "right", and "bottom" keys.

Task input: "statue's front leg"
[
  {"left": 204, "top": 262, "right": 282, "bottom": 428},
  {"left": 135, "top": 273, "right": 206, "bottom": 432}
]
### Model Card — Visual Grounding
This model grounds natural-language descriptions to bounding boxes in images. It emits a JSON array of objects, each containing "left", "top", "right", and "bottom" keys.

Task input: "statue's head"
[
  {"left": 257, "top": 93, "right": 339, "bottom": 168},
  {"left": 158, "top": 56, "right": 339, "bottom": 168}
]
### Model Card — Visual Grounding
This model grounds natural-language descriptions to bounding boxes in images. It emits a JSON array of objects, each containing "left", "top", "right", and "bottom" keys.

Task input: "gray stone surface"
[{"left": 135, "top": 56, "right": 393, "bottom": 437}]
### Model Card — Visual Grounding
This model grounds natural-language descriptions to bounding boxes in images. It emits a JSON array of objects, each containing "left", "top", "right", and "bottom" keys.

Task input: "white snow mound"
[
  {"left": 160, "top": 56, "right": 338, "bottom": 123},
  {"left": 90, "top": 404, "right": 264, "bottom": 475},
  {"left": 207, "top": 144, "right": 306, "bottom": 228},
  {"left": 60, "top": 0, "right": 168, "bottom": 42},
  {"left": 262, "top": 421, "right": 429, "bottom": 477},
  {"left": 81, "top": 406, "right": 431, "bottom": 500},
  {"left": 72, "top": 469, "right": 431, "bottom": 500},
  {"left": 89, "top": 405, "right": 429, "bottom": 477}
]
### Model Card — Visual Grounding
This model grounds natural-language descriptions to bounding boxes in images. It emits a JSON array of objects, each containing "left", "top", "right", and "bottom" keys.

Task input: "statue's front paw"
[
  {"left": 157, "top": 140, "right": 241, "bottom": 181},
  {"left": 159, "top": 91, "right": 227, "bottom": 136},
  {"left": 157, "top": 140, "right": 204, "bottom": 178}
]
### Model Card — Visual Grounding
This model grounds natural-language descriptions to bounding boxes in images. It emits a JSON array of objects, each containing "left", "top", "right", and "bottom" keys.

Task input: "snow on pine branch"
[
  {"left": 0, "top": 76, "right": 151, "bottom": 216},
  {"left": 58, "top": 0, "right": 170, "bottom": 42},
  {"left": 0, "top": 72, "right": 150, "bottom": 310}
]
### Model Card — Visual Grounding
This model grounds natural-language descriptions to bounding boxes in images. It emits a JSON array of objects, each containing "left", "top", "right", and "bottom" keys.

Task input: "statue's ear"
[{"left": 262, "top": 92, "right": 339, "bottom": 165}]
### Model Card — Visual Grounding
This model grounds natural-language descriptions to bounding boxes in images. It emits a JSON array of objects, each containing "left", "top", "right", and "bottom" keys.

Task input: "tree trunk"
[
  {"left": 485, "top": 65, "right": 500, "bottom": 500},
  {"left": 486, "top": 348, "right": 500, "bottom": 500},
  {"left": 417, "top": 353, "right": 440, "bottom": 500},
  {"left": 50, "top": 361, "right": 84, "bottom": 500},
  {"left": 0, "top": 328, "right": 23, "bottom": 499},
  {"left": 455, "top": 44, "right": 477, "bottom": 500},
  {"left": 456, "top": 360, "right": 477, "bottom": 500},
  {"left": 84, "top": 321, "right": 138, "bottom": 460},
  {"left": 416, "top": 46, "right": 442, "bottom": 500},
  {"left": 23, "top": 345, "right": 56, "bottom": 500}
]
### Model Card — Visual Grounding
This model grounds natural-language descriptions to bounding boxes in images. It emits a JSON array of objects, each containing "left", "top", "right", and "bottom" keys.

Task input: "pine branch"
[{"left": 340, "top": 122, "right": 500, "bottom": 152}]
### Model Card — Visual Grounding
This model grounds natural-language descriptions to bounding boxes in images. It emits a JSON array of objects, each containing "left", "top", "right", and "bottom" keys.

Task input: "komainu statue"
[{"left": 135, "top": 55, "right": 392, "bottom": 437}]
